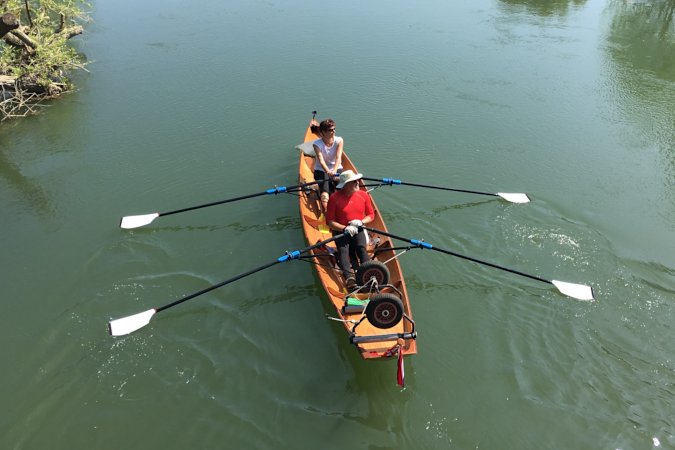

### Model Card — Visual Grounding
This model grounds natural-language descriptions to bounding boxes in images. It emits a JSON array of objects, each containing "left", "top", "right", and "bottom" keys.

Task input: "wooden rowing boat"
[{"left": 297, "top": 119, "right": 417, "bottom": 360}]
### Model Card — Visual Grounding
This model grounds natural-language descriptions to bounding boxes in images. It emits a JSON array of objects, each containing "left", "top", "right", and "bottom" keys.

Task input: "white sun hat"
[{"left": 336, "top": 169, "right": 363, "bottom": 189}]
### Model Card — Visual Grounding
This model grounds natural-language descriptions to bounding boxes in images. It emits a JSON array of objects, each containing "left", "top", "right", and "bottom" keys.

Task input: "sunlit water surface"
[{"left": 1, "top": 0, "right": 674, "bottom": 448}]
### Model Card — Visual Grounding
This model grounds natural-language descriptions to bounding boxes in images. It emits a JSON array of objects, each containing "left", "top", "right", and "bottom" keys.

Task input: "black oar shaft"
[
  {"left": 108, "top": 232, "right": 350, "bottom": 335},
  {"left": 428, "top": 246, "right": 549, "bottom": 284},
  {"left": 159, "top": 181, "right": 319, "bottom": 218},
  {"left": 364, "top": 227, "right": 551, "bottom": 285},
  {"left": 156, "top": 260, "right": 281, "bottom": 312},
  {"left": 155, "top": 233, "right": 343, "bottom": 314},
  {"left": 160, "top": 192, "right": 269, "bottom": 217},
  {"left": 362, "top": 177, "right": 498, "bottom": 198}
]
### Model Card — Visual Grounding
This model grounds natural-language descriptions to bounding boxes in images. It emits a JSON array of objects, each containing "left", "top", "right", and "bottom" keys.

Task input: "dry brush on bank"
[{"left": 0, "top": 0, "right": 88, "bottom": 122}]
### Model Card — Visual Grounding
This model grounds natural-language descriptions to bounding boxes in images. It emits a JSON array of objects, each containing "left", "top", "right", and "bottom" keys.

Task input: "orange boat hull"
[{"left": 297, "top": 122, "right": 417, "bottom": 360}]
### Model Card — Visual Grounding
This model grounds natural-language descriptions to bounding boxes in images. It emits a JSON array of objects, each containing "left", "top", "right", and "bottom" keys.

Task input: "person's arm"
[
  {"left": 362, "top": 192, "right": 375, "bottom": 224},
  {"left": 327, "top": 219, "right": 346, "bottom": 232},
  {"left": 326, "top": 198, "right": 345, "bottom": 232},
  {"left": 332, "top": 138, "right": 343, "bottom": 177}
]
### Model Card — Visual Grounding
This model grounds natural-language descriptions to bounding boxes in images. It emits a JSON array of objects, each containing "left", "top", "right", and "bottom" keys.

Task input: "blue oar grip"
[
  {"left": 277, "top": 250, "right": 301, "bottom": 262},
  {"left": 266, "top": 186, "right": 288, "bottom": 194},
  {"left": 411, "top": 239, "right": 433, "bottom": 249},
  {"left": 383, "top": 178, "right": 401, "bottom": 185}
]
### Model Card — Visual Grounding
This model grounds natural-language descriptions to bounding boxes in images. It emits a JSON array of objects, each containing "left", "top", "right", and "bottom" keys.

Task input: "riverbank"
[{"left": 0, "top": 1, "right": 87, "bottom": 121}]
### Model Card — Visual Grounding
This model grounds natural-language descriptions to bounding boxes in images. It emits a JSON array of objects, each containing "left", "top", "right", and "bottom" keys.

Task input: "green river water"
[{"left": 1, "top": 0, "right": 674, "bottom": 448}]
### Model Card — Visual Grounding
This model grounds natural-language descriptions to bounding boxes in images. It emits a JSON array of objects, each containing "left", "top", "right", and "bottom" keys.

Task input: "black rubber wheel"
[
  {"left": 365, "top": 293, "right": 404, "bottom": 329},
  {"left": 355, "top": 260, "right": 390, "bottom": 286}
]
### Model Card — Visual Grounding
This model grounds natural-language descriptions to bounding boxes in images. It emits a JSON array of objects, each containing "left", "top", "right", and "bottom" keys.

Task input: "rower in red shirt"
[{"left": 326, "top": 170, "right": 374, "bottom": 287}]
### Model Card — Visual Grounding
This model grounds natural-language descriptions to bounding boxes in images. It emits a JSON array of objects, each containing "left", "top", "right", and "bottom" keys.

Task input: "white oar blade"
[
  {"left": 497, "top": 192, "right": 530, "bottom": 203},
  {"left": 552, "top": 280, "right": 595, "bottom": 301},
  {"left": 108, "top": 309, "right": 157, "bottom": 336},
  {"left": 120, "top": 213, "right": 160, "bottom": 229}
]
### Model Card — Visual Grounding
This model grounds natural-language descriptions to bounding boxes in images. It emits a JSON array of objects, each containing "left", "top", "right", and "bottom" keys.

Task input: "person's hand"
[
  {"left": 344, "top": 225, "right": 358, "bottom": 236},
  {"left": 348, "top": 219, "right": 363, "bottom": 227}
]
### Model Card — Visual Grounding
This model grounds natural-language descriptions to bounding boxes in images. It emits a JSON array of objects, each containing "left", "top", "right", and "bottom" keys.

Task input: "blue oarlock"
[
  {"left": 266, "top": 186, "right": 288, "bottom": 195},
  {"left": 277, "top": 250, "right": 301, "bottom": 262},
  {"left": 411, "top": 239, "right": 432, "bottom": 249}
]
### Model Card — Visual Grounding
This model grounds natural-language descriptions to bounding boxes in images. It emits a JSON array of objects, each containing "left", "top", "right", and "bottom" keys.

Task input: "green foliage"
[
  {"left": 0, "top": 0, "right": 90, "bottom": 90},
  {"left": 7, "top": 0, "right": 89, "bottom": 28},
  {"left": 27, "top": 34, "right": 81, "bottom": 87},
  {"left": 0, "top": 43, "right": 20, "bottom": 75}
]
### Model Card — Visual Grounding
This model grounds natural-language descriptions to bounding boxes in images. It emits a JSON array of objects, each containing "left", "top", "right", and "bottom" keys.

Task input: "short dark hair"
[{"left": 319, "top": 119, "right": 335, "bottom": 133}]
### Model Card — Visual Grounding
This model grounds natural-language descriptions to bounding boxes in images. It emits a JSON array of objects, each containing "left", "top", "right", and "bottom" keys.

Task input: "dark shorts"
[
  {"left": 314, "top": 169, "right": 339, "bottom": 195},
  {"left": 333, "top": 231, "right": 371, "bottom": 275}
]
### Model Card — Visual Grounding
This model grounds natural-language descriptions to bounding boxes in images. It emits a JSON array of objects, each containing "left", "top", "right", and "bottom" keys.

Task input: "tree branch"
[
  {"left": 23, "top": 0, "right": 32, "bottom": 28},
  {"left": 10, "top": 28, "right": 36, "bottom": 48},
  {"left": 0, "top": 12, "right": 19, "bottom": 38}
]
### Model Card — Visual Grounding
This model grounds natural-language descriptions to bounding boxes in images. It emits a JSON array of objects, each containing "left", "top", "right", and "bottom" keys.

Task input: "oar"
[
  {"left": 364, "top": 227, "right": 594, "bottom": 301},
  {"left": 120, "top": 180, "right": 320, "bottom": 229},
  {"left": 363, "top": 177, "right": 530, "bottom": 204},
  {"left": 108, "top": 233, "right": 345, "bottom": 336}
]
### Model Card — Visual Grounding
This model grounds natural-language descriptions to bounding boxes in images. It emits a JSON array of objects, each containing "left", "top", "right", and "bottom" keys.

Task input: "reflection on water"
[
  {"left": 0, "top": 143, "right": 53, "bottom": 220},
  {"left": 606, "top": 0, "right": 675, "bottom": 82},
  {"left": 499, "top": 0, "right": 587, "bottom": 16},
  {"left": 604, "top": 0, "right": 675, "bottom": 219},
  {"left": 3, "top": 0, "right": 675, "bottom": 448}
]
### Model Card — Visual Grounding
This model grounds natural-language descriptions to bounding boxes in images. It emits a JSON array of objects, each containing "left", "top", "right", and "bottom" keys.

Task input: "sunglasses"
[{"left": 325, "top": 128, "right": 336, "bottom": 133}]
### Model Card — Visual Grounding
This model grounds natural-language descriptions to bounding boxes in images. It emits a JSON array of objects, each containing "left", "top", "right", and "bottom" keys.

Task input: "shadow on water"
[
  {"left": 130, "top": 215, "right": 302, "bottom": 234},
  {"left": 236, "top": 281, "right": 322, "bottom": 313},
  {"left": 284, "top": 264, "right": 427, "bottom": 448},
  {"left": 324, "top": 320, "right": 417, "bottom": 449}
]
